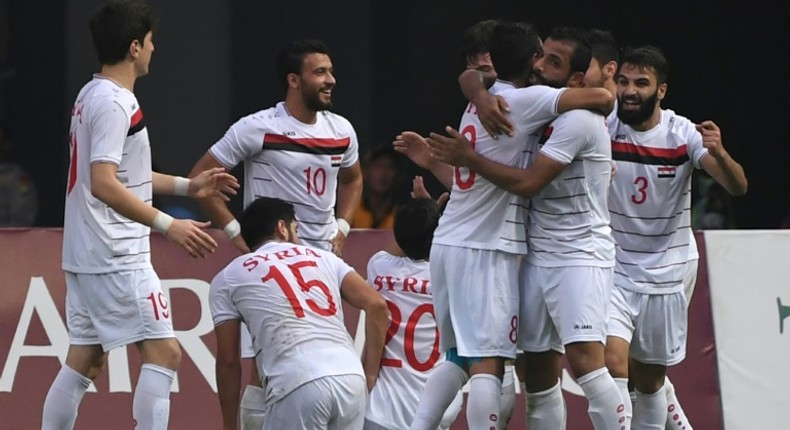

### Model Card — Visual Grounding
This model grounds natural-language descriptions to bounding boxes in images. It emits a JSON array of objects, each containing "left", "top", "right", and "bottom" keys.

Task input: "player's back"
[
  {"left": 433, "top": 83, "right": 564, "bottom": 253},
  {"left": 63, "top": 75, "right": 152, "bottom": 274},
  {"left": 365, "top": 251, "right": 447, "bottom": 429},
  {"left": 210, "top": 241, "right": 362, "bottom": 404}
]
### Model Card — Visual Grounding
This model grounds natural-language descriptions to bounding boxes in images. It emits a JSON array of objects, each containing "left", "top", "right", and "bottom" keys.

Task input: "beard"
[
  {"left": 529, "top": 70, "right": 566, "bottom": 89},
  {"left": 303, "top": 87, "right": 332, "bottom": 112},
  {"left": 617, "top": 89, "right": 658, "bottom": 126}
]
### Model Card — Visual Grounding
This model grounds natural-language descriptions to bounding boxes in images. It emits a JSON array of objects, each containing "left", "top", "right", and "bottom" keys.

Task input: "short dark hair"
[
  {"left": 546, "top": 26, "right": 592, "bottom": 74},
  {"left": 239, "top": 197, "right": 296, "bottom": 250},
  {"left": 393, "top": 198, "right": 441, "bottom": 261},
  {"left": 588, "top": 28, "right": 619, "bottom": 66},
  {"left": 619, "top": 45, "right": 669, "bottom": 84},
  {"left": 89, "top": 0, "right": 157, "bottom": 65},
  {"left": 461, "top": 19, "right": 499, "bottom": 65},
  {"left": 488, "top": 21, "right": 542, "bottom": 82},
  {"left": 276, "top": 39, "right": 331, "bottom": 89}
]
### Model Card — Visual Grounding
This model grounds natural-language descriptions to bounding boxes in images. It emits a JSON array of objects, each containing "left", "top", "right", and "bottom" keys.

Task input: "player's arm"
[
  {"left": 91, "top": 162, "right": 218, "bottom": 257},
  {"left": 333, "top": 161, "right": 363, "bottom": 256},
  {"left": 555, "top": 87, "right": 614, "bottom": 116},
  {"left": 340, "top": 270, "right": 388, "bottom": 391},
  {"left": 152, "top": 169, "right": 238, "bottom": 200},
  {"left": 696, "top": 120, "right": 748, "bottom": 196},
  {"left": 426, "top": 126, "right": 565, "bottom": 197},
  {"left": 459, "top": 69, "right": 513, "bottom": 137},
  {"left": 393, "top": 132, "right": 453, "bottom": 189},
  {"left": 214, "top": 319, "right": 242, "bottom": 430},
  {"left": 188, "top": 151, "right": 249, "bottom": 253}
]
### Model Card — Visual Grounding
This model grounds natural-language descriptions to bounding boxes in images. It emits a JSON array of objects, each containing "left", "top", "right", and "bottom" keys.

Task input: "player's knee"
[{"left": 604, "top": 339, "right": 629, "bottom": 378}]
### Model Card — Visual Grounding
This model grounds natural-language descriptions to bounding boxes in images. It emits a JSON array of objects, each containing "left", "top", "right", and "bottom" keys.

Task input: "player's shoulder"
[
  {"left": 319, "top": 110, "right": 356, "bottom": 134},
  {"left": 368, "top": 250, "right": 399, "bottom": 268},
  {"left": 86, "top": 79, "right": 137, "bottom": 117},
  {"left": 661, "top": 108, "right": 697, "bottom": 137},
  {"left": 232, "top": 105, "right": 281, "bottom": 130}
]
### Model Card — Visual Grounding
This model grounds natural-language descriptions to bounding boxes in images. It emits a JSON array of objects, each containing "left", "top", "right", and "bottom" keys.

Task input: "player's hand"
[
  {"left": 394, "top": 132, "right": 433, "bottom": 170},
  {"left": 165, "top": 219, "right": 218, "bottom": 258},
  {"left": 696, "top": 120, "right": 727, "bottom": 159},
  {"left": 189, "top": 167, "right": 240, "bottom": 201},
  {"left": 411, "top": 176, "right": 450, "bottom": 207},
  {"left": 474, "top": 92, "right": 512, "bottom": 138},
  {"left": 231, "top": 233, "right": 250, "bottom": 254},
  {"left": 331, "top": 230, "right": 347, "bottom": 257},
  {"left": 427, "top": 126, "right": 477, "bottom": 167}
]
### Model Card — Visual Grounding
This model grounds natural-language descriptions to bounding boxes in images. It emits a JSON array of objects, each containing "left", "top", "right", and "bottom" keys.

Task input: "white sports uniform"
[
  {"left": 209, "top": 101, "right": 359, "bottom": 357},
  {"left": 518, "top": 109, "right": 615, "bottom": 352},
  {"left": 62, "top": 75, "right": 172, "bottom": 350},
  {"left": 209, "top": 101, "right": 359, "bottom": 251},
  {"left": 364, "top": 251, "right": 461, "bottom": 430},
  {"left": 210, "top": 241, "right": 366, "bottom": 429},
  {"left": 606, "top": 108, "right": 709, "bottom": 365},
  {"left": 431, "top": 82, "right": 565, "bottom": 358}
]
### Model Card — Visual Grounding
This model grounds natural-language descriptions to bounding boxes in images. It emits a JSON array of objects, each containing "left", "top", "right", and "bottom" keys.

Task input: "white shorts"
[
  {"left": 683, "top": 258, "right": 699, "bottom": 302},
  {"left": 518, "top": 263, "right": 612, "bottom": 353},
  {"left": 607, "top": 287, "right": 688, "bottom": 366},
  {"left": 430, "top": 244, "right": 519, "bottom": 359},
  {"left": 65, "top": 268, "right": 174, "bottom": 351},
  {"left": 264, "top": 374, "right": 366, "bottom": 430}
]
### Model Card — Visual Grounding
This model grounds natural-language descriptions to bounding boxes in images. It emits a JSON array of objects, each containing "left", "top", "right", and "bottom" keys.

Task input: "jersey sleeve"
[
  {"left": 508, "top": 86, "right": 565, "bottom": 131},
  {"left": 89, "top": 100, "right": 130, "bottom": 166},
  {"left": 209, "top": 269, "right": 242, "bottom": 326},
  {"left": 685, "top": 123, "right": 709, "bottom": 169},
  {"left": 209, "top": 118, "right": 262, "bottom": 170},
  {"left": 340, "top": 118, "right": 360, "bottom": 168},
  {"left": 540, "top": 110, "right": 596, "bottom": 165}
]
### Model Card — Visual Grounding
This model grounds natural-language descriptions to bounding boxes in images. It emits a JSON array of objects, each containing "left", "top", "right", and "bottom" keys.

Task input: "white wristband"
[
  {"left": 223, "top": 219, "right": 241, "bottom": 239},
  {"left": 152, "top": 211, "right": 174, "bottom": 234},
  {"left": 336, "top": 218, "right": 350, "bottom": 237},
  {"left": 173, "top": 176, "right": 190, "bottom": 196}
]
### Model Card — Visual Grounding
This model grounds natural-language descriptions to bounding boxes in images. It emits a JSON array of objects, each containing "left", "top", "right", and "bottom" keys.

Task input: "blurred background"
[{"left": 1, "top": 0, "right": 785, "bottom": 228}]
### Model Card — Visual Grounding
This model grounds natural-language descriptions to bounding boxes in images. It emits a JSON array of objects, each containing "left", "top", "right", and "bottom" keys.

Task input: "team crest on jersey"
[
  {"left": 538, "top": 125, "right": 554, "bottom": 146},
  {"left": 658, "top": 166, "right": 676, "bottom": 178},
  {"left": 331, "top": 155, "right": 342, "bottom": 167}
]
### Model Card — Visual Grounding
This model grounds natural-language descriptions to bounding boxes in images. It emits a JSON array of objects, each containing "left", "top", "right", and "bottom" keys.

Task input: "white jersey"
[
  {"left": 63, "top": 75, "right": 153, "bottom": 274},
  {"left": 365, "top": 251, "right": 442, "bottom": 429},
  {"left": 433, "top": 83, "right": 565, "bottom": 253},
  {"left": 209, "top": 102, "right": 359, "bottom": 250},
  {"left": 209, "top": 241, "right": 362, "bottom": 404},
  {"left": 527, "top": 109, "right": 615, "bottom": 267},
  {"left": 608, "top": 109, "right": 708, "bottom": 293}
]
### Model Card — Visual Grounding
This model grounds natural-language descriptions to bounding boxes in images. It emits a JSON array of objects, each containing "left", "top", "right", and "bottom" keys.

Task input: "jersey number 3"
[{"left": 631, "top": 176, "right": 648, "bottom": 204}]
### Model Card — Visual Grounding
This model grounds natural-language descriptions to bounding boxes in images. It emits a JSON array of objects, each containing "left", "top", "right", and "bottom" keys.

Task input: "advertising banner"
[
  {"left": 705, "top": 230, "right": 790, "bottom": 429},
  {"left": 0, "top": 229, "right": 722, "bottom": 429}
]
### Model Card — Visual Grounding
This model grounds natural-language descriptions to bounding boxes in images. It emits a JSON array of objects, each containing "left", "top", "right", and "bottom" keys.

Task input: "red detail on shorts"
[
  {"left": 673, "top": 414, "right": 680, "bottom": 420},
  {"left": 489, "top": 413, "right": 498, "bottom": 421},
  {"left": 617, "top": 404, "right": 625, "bottom": 413},
  {"left": 619, "top": 417, "right": 625, "bottom": 423},
  {"left": 668, "top": 403, "right": 676, "bottom": 412}
]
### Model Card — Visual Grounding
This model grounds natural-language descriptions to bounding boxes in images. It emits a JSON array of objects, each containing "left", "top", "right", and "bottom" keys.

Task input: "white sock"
[
  {"left": 665, "top": 377, "right": 693, "bottom": 429},
  {"left": 411, "top": 361, "right": 468, "bottom": 430},
  {"left": 466, "top": 374, "right": 502, "bottom": 430},
  {"left": 240, "top": 384, "right": 267, "bottom": 430},
  {"left": 614, "top": 377, "right": 632, "bottom": 429},
  {"left": 42, "top": 365, "right": 92, "bottom": 430},
  {"left": 576, "top": 367, "right": 626, "bottom": 430},
  {"left": 133, "top": 364, "right": 175, "bottom": 430},
  {"left": 525, "top": 379, "right": 566, "bottom": 430},
  {"left": 633, "top": 385, "right": 667, "bottom": 430},
  {"left": 499, "top": 365, "right": 516, "bottom": 428}
]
